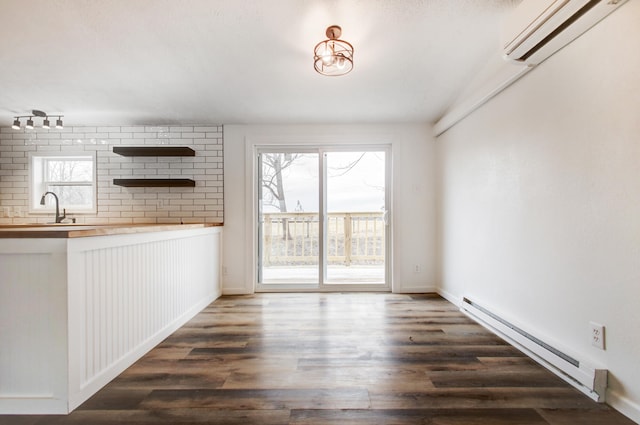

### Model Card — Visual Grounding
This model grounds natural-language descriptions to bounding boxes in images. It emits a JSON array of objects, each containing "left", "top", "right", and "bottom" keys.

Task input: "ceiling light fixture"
[
  {"left": 11, "top": 110, "right": 64, "bottom": 130},
  {"left": 314, "top": 25, "right": 353, "bottom": 76}
]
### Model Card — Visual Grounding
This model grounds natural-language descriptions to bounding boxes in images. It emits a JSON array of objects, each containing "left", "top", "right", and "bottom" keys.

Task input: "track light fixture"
[{"left": 11, "top": 110, "right": 64, "bottom": 130}]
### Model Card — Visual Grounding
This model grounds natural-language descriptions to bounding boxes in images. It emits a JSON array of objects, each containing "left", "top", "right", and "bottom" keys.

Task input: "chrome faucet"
[{"left": 40, "top": 191, "right": 66, "bottom": 223}]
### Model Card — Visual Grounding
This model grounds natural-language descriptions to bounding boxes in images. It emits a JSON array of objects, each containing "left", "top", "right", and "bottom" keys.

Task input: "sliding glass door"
[
  {"left": 256, "top": 146, "right": 390, "bottom": 291},
  {"left": 257, "top": 151, "right": 320, "bottom": 285}
]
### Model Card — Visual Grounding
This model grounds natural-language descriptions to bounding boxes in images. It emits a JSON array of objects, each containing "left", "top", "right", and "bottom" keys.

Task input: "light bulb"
[
  {"left": 42, "top": 118, "right": 51, "bottom": 129},
  {"left": 12, "top": 118, "right": 20, "bottom": 130},
  {"left": 336, "top": 56, "right": 346, "bottom": 69},
  {"left": 26, "top": 118, "right": 34, "bottom": 130},
  {"left": 55, "top": 117, "right": 63, "bottom": 129},
  {"left": 321, "top": 42, "right": 336, "bottom": 65}
]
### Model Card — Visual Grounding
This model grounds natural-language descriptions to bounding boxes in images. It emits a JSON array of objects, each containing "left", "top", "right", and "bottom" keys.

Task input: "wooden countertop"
[{"left": 0, "top": 223, "right": 222, "bottom": 239}]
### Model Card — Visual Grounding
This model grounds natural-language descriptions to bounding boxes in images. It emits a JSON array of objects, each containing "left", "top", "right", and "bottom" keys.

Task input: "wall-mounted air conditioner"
[
  {"left": 434, "top": 0, "right": 628, "bottom": 136},
  {"left": 503, "top": 0, "right": 628, "bottom": 65}
]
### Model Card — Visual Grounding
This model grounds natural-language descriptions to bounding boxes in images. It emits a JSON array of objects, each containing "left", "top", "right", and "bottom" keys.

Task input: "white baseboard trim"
[
  {"left": 436, "top": 288, "right": 461, "bottom": 305},
  {"left": 222, "top": 287, "right": 254, "bottom": 295},
  {"left": 0, "top": 398, "right": 68, "bottom": 415},
  {"left": 394, "top": 285, "right": 438, "bottom": 294},
  {"left": 607, "top": 389, "right": 640, "bottom": 424}
]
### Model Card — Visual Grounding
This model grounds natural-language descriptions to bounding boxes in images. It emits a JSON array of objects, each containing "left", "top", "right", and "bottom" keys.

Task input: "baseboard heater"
[{"left": 461, "top": 297, "right": 607, "bottom": 402}]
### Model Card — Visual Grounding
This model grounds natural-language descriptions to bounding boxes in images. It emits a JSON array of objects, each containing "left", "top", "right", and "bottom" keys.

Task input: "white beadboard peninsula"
[{"left": 0, "top": 223, "right": 222, "bottom": 414}]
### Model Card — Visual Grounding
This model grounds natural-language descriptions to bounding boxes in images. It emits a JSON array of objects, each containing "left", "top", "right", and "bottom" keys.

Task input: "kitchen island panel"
[
  {"left": 0, "top": 226, "right": 222, "bottom": 414},
  {"left": 0, "top": 243, "right": 68, "bottom": 413}
]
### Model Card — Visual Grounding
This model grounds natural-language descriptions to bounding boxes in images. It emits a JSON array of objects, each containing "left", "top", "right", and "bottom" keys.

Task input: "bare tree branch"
[{"left": 328, "top": 153, "right": 366, "bottom": 177}]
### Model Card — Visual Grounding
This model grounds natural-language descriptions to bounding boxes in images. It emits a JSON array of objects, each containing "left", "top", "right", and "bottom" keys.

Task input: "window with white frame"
[{"left": 30, "top": 152, "right": 97, "bottom": 213}]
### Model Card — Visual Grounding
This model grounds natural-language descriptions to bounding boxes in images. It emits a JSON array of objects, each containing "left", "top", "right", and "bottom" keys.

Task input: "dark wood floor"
[{"left": 2, "top": 293, "right": 635, "bottom": 424}]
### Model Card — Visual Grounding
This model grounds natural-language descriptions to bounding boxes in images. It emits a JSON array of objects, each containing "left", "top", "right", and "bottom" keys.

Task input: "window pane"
[
  {"left": 32, "top": 153, "right": 96, "bottom": 213},
  {"left": 259, "top": 152, "right": 320, "bottom": 284},
  {"left": 325, "top": 151, "right": 386, "bottom": 284},
  {"left": 46, "top": 159, "right": 93, "bottom": 182},
  {"left": 44, "top": 185, "right": 93, "bottom": 208}
]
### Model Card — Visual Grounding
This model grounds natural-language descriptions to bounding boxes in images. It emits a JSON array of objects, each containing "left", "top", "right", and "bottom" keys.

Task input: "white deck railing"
[{"left": 262, "top": 212, "right": 385, "bottom": 266}]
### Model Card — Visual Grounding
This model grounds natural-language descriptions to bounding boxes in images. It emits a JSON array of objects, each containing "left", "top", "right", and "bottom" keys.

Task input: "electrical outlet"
[
  {"left": 590, "top": 322, "right": 605, "bottom": 350},
  {"left": 413, "top": 264, "right": 421, "bottom": 273}
]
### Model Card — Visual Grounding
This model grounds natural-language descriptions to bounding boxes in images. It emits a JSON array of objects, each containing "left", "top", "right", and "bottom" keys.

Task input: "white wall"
[
  {"left": 223, "top": 124, "right": 436, "bottom": 294},
  {"left": 0, "top": 125, "right": 223, "bottom": 224},
  {"left": 436, "top": 2, "right": 640, "bottom": 422}
]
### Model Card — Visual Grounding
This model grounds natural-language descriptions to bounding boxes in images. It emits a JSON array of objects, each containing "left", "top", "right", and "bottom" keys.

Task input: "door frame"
[{"left": 250, "top": 143, "right": 392, "bottom": 293}]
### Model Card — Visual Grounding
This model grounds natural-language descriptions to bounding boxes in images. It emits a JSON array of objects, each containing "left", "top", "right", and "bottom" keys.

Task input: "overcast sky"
[{"left": 262, "top": 151, "right": 386, "bottom": 213}]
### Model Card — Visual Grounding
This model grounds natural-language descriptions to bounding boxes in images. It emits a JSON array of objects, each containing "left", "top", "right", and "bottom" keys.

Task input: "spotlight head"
[
  {"left": 12, "top": 118, "right": 20, "bottom": 130},
  {"left": 25, "top": 117, "right": 34, "bottom": 130},
  {"left": 42, "top": 117, "right": 51, "bottom": 129},
  {"left": 55, "top": 117, "right": 63, "bottom": 129}
]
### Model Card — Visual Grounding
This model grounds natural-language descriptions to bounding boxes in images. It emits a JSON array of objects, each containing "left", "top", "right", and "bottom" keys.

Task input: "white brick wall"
[{"left": 0, "top": 125, "right": 223, "bottom": 224}]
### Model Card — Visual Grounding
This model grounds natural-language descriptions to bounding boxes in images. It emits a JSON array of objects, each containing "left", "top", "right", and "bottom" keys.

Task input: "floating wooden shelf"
[
  {"left": 113, "top": 178, "right": 196, "bottom": 187},
  {"left": 113, "top": 146, "right": 195, "bottom": 156}
]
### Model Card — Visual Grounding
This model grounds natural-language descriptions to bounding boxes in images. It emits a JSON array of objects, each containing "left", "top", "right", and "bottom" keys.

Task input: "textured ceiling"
[{"left": 0, "top": 0, "right": 520, "bottom": 127}]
